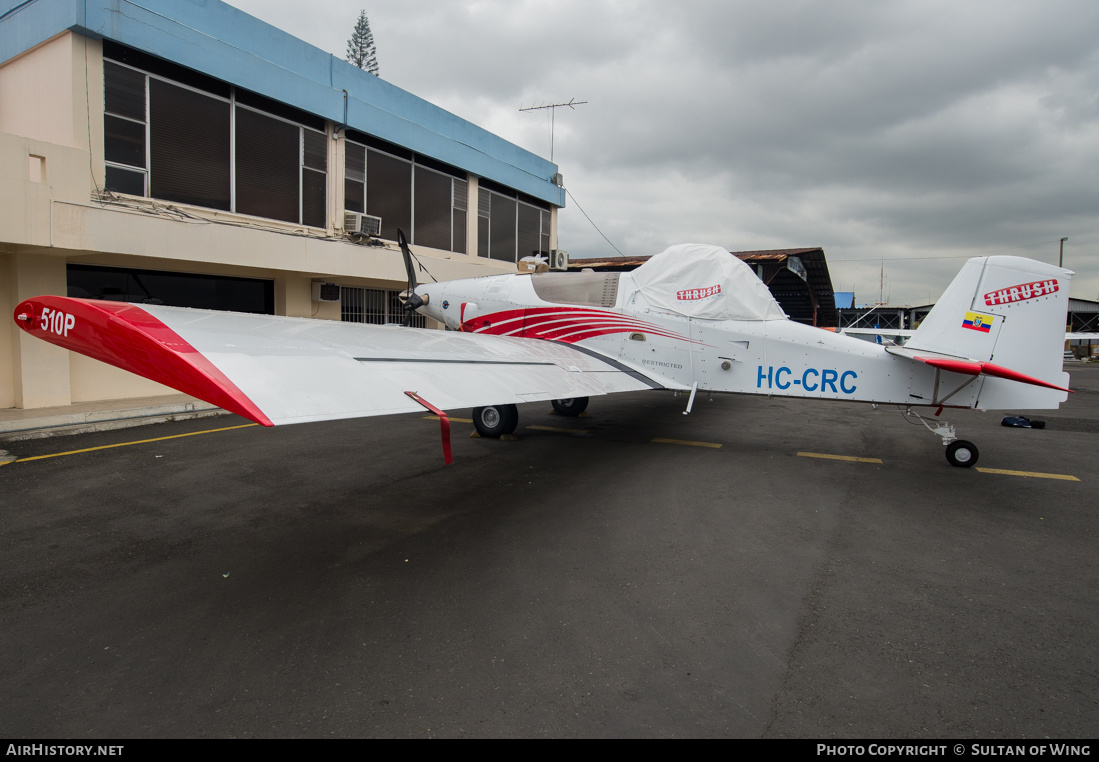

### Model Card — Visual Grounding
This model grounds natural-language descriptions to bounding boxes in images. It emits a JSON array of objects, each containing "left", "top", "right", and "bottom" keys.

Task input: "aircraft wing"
[{"left": 13, "top": 296, "right": 664, "bottom": 427}]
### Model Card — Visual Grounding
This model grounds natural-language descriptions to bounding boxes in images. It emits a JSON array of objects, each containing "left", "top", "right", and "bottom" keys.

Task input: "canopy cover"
[{"left": 631, "top": 243, "right": 788, "bottom": 321}]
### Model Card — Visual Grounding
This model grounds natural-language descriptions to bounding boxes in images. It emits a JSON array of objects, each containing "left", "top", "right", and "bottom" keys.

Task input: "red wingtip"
[{"left": 14, "top": 297, "right": 275, "bottom": 426}]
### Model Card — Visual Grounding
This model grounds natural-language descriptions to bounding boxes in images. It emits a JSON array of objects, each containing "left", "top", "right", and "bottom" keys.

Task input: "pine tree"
[{"left": 346, "top": 10, "right": 379, "bottom": 76}]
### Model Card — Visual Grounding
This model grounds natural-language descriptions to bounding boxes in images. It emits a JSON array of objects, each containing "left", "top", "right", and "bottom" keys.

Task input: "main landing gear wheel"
[
  {"left": 551, "top": 397, "right": 589, "bottom": 417},
  {"left": 946, "top": 440, "right": 979, "bottom": 468},
  {"left": 472, "top": 404, "right": 519, "bottom": 438}
]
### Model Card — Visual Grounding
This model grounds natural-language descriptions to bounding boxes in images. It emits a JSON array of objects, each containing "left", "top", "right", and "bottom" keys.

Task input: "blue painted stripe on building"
[
  {"left": 1, "top": 0, "right": 84, "bottom": 58},
  {"left": 0, "top": 0, "right": 564, "bottom": 206}
]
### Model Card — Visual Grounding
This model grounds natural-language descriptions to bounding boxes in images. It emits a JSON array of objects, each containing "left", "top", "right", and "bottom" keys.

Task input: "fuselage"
[{"left": 416, "top": 271, "right": 971, "bottom": 408}]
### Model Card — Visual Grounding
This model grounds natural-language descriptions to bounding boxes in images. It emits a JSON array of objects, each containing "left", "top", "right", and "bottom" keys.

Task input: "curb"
[{"left": 0, "top": 402, "right": 229, "bottom": 442}]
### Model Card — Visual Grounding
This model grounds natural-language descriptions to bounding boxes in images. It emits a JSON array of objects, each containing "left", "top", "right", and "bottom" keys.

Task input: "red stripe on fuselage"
[
  {"left": 463, "top": 306, "right": 697, "bottom": 344},
  {"left": 13, "top": 296, "right": 274, "bottom": 426}
]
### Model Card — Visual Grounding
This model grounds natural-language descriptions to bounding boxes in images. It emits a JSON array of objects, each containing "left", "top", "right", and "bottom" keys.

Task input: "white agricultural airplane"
[{"left": 13, "top": 238, "right": 1073, "bottom": 468}]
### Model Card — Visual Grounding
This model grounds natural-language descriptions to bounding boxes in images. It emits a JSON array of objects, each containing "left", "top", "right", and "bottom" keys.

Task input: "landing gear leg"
[{"left": 904, "top": 408, "right": 979, "bottom": 468}]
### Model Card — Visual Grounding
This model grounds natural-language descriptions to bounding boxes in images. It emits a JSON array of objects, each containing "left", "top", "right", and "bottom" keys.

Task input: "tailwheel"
[
  {"left": 904, "top": 408, "right": 979, "bottom": 469},
  {"left": 551, "top": 397, "right": 589, "bottom": 417},
  {"left": 472, "top": 404, "right": 519, "bottom": 438},
  {"left": 946, "top": 440, "right": 979, "bottom": 468}
]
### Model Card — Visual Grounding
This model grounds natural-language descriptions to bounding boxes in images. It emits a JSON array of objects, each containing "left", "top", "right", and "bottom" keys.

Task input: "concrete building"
[{"left": 1, "top": 0, "right": 563, "bottom": 411}]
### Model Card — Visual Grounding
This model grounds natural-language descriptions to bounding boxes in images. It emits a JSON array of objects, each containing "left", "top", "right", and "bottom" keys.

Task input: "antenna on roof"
[{"left": 519, "top": 98, "right": 587, "bottom": 163}]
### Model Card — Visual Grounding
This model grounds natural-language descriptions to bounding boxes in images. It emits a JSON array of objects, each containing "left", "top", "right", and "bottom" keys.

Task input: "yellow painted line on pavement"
[
  {"left": 976, "top": 467, "right": 1079, "bottom": 481},
  {"left": 2, "top": 424, "right": 259, "bottom": 465},
  {"left": 798, "top": 451, "right": 883, "bottom": 464},
  {"left": 652, "top": 437, "right": 722, "bottom": 449},
  {"left": 526, "top": 425, "right": 591, "bottom": 434},
  {"left": 422, "top": 416, "right": 473, "bottom": 423}
]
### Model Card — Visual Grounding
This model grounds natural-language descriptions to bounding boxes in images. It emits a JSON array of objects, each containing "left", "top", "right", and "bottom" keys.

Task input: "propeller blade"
[
  {"left": 397, "top": 228, "right": 417, "bottom": 327},
  {"left": 397, "top": 228, "right": 416, "bottom": 293}
]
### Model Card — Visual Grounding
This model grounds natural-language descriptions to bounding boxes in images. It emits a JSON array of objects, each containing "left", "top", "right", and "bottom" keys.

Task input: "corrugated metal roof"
[
  {"left": 568, "top": 257, "right": 652, "bottom": 269},
  {"left": 733, "top": 248, "right": 823, "bottom": 259}
]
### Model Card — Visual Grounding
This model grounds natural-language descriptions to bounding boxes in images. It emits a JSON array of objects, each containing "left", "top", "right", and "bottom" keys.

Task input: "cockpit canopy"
[{"left": 530, "top": 272, "right": 620, "bottom": 307}]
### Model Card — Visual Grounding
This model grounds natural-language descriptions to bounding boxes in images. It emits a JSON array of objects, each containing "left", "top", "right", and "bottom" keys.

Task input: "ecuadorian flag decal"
[{"left": 962, "top": 311, "right": 995, "bottom": 333}]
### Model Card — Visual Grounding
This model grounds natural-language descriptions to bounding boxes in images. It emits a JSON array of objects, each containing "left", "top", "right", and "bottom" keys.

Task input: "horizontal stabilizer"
[{"left": 900, "top": 352, "right": 1072, "bottom": 393}]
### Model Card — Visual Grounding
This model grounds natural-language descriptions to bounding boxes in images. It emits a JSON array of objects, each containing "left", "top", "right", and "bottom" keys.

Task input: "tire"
[
  {"left": 946, "top": 440, "right": 979, "bottom": 468},
  {"left": 472, "top": 404, "right": 519, "bottom": 438},
  {"left": 551, "top": 397, "right": 589, "bottom": 417}
]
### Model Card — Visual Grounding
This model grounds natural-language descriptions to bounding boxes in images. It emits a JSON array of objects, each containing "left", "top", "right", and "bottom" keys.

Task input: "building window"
[
  {"left": 365, "top": 148, "right": 412, "bottom": 242},
  {"left": 344, "top": 139, "right": 467, "bottom": 253},
  {"left": 103, "top": 60, "right": 147, "bottom": 195},
  {"left": 486, "top": 190, "right": 515, "bottom": 263},
  {"left": 302, "top": 129, "right": 327, "bottom": 228},
  {"left": 478, "top": 187, "right": 551, "bottom": 262},
  {"left": 518, "top": 202, "right": 550, "bottom": 262},
  {"left": 345, "top": 142, "right": 366, "bottom": 214},
  {"left": 235, "top": 105, "right": 299, "bottom": 222},
  {"left": 414, "top": 165, "right": 466, "bottom": 253},
  {"left": 452, "top": 178, "right": 468, "bottom": 254},
  {"left": 103, "top": 52, "right": 326, "bottom": 228},
  {"left": 340, "top": 286, "right": 425, "bottom": 327},
  {"left": 68, "top": 264, "right": 274, "bottom": 314},
  {"left": 150, "top": 78, "right": 231, "bottom": 210},
  {"left": 102, "top": 44, "right": 552, "bottom": 253}
]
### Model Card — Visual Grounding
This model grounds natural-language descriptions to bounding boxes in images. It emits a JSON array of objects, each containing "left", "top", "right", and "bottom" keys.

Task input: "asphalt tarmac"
[{"left": 2, "top": 366, "right": 1097, "bottom": 738}]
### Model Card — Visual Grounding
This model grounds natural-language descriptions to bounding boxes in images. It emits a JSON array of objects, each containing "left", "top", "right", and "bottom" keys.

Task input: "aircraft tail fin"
[{"left": 905, "top": 256, "right": 1072, "bottom": 408}]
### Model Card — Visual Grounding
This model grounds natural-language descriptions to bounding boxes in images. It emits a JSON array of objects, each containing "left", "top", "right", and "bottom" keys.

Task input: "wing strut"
[{"left": 404, "top": 391, "right": 453, "bottom": 465}]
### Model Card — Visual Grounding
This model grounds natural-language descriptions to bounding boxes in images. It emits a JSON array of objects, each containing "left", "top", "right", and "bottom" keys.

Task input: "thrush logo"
[
  {"left": 677, "top": 284, "right": 721, "bottom": 301},
  {"left": 983, "top": 280, "right": 1058, "bottom": 306}
]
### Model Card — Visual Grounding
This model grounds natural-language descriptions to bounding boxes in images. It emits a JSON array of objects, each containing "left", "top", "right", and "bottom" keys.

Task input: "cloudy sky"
[{"left": 229, "top": 0, "right": 1098, "bottom": 306}]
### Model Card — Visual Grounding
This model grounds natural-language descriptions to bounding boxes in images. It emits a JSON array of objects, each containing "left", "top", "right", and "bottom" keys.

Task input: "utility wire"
[
  {"left": 564, "top": 187, "right": 624, "bottom": 257},
  {"left": 408, "top": 248, "right": 439, "bottom": 283}
]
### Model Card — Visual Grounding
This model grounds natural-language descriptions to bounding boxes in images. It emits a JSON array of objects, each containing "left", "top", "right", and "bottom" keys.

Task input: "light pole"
[{"left": 1059, "top": 237, "right": 1068, "bottom": 268}]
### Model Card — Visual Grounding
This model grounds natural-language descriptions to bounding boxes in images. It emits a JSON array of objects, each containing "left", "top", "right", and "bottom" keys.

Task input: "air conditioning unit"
[
  {"left": 344, "top": 211, "right": 382, "bottom": 237},
  {"left": 549, "top": 249, "right": 569, "bottom": 271},
  {"left": 311, "top": 282, "right": 341, "bottom": 303}
]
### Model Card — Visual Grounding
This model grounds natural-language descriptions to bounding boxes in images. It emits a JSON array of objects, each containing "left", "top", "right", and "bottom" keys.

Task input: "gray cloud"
[{"left": 230, "top": 0, "right": 1099, "bottom": 304}]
